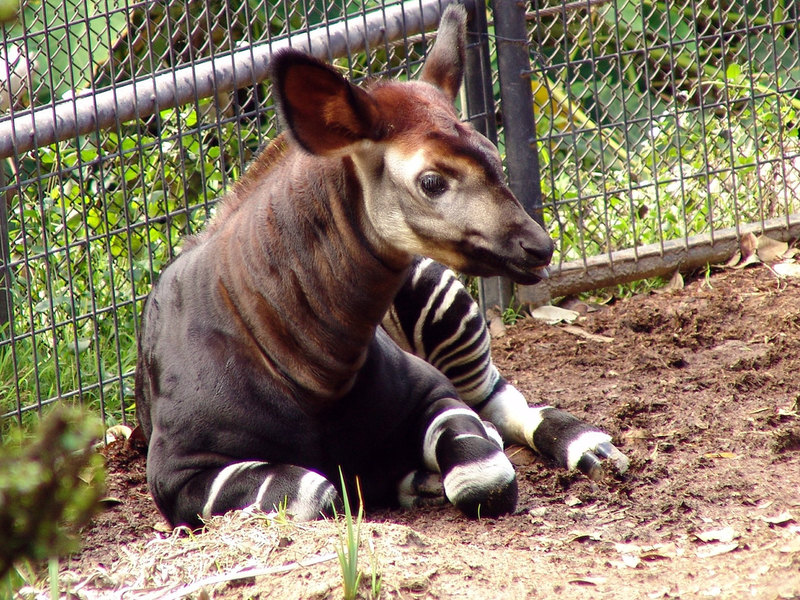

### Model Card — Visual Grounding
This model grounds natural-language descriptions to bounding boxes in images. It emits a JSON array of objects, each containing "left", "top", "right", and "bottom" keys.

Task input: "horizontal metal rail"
[
  {"left": 0, "top": 0, "right": 453, "bottom": 159},
  {"left": 518, "top": 214, "right": 800, "bottom": 305}
]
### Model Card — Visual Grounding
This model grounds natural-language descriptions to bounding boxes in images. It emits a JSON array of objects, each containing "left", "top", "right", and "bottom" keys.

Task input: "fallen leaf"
[
  {"left": 560, "top": 325, "right": 614, "bottom": 343},
  {"left": 105, "top": 424, "right": 133, "bottom": 444},
  {"left": 620, "top": 553, "right": 641, "bottom": 568},
  {"left": 530, "top": 305, "right": 579, "bottom": 325},
  {"left": 740, "top": 232, "right": 758, "bottom": 261},
  {"left": 569, "top": 531, "right": 599, "bottom": 543},
  {"left": 696, "top": 526, "right": 738, "bottom": 543},
  {"left": 641, "top": 549, "right": 674, "bottom": 561},
  {"left": 724, "top": 251, "right": 742, "bottom": 268},
  {"left": 696, "top": 541, "right": 739, "bottom": 558},
  {"left": 558, "top": 297, "right": 601, "bottom": 315},
  {"left": 773, "top": 261, "right": 800, "bottom": 278},
  {"left": 734, "top": 233, "right": 761, "bottom": 268},
  {"left": 485, "top": 307, "right": 506, "bottom": 338},
  {"left": 703, "top": 452, "right": 738, "bottom": 460},
  {"left": 99, "top": 496, "right": 123, "bottom": 506},
  {"left": 757, "top": 234, "right": 789, "bottom": 262},
  {"left": 568, "top": 576, "right": 607, "bottom": 586},
  {"left": 761, "top": 512, "right": 795, "bottom": 526},
  {"left": 663, "top": 269, "right": 684, "bottom": 291}
]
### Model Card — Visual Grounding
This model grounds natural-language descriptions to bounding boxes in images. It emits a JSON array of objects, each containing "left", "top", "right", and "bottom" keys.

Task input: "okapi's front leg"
[
  {"left": 477, "top": 383, "right": 629, "bottom": 479},
  {"left": 334, "top": 329, "right": 517, "bottom": 518},
  {"left": 383, "top": 257, "right": 629, "bottom": 480},
  {"left": 415, "top": 398, "right": 517, "bottom": 517}
]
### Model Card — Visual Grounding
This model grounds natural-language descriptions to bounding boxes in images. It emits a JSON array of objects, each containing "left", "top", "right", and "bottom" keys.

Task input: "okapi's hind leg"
[
  {"left": 383, "top": 257, "right": 630, "bottom": 480},
  {"left": 148, "top": 454, "right": 341, "bottom": 528}
]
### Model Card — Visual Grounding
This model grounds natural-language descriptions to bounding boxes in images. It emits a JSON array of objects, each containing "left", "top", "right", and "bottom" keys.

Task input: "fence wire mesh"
[
  {"left": 528, "top": 0, "right": 800, "bottom": 271},
  {"left": 1, "top": 0, "right": 799, "bottom": 431}
]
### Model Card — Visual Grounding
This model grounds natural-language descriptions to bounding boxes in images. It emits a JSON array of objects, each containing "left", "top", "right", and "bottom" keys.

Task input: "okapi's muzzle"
[
  {"left": 507, "top": 217, "right": 555, "bottom": 285},
  {"left": 456, "top": 200, "right": 554, "bottom": 286}
]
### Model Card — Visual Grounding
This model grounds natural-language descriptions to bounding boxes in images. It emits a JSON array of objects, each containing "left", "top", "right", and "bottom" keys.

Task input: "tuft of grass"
[
  {"left": 368, "top": 535, "right": 382, "bottom": 599},
  {"left": 501, "top": 303, "right": 527, "bottom": 325},
  {"left": 333, "top": 468, "right": 363, "bottom": 600}
]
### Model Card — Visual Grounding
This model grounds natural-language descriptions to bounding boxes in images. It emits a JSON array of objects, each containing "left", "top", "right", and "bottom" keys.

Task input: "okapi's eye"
[{"left": 418, "top": 172, "right": 448, "bottom": 198}]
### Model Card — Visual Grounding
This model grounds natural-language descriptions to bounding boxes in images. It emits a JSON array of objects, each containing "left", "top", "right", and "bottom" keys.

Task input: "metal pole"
[
  {"left": 462, "top": 0, "right": 515, "bottom": 313},
  {"left": 0, "top": 165, "right": 10, "bottom": 329},
  {"left": 0, "top": 0, "right": 455, "bottom": 159},
  {"left": 493, "top": 0, "right": 543, "bottom": 225},
  {"left": 463, "top": 0, "right": 498, "bottom": 144}
]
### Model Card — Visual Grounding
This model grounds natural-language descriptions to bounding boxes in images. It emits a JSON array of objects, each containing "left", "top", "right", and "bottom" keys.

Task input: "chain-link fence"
[
  {"left": 524, "top": 0, "right": 800, "bottom": 300},
  {"left": 1, "top": 0, "right": 799, "bottom": 432}
]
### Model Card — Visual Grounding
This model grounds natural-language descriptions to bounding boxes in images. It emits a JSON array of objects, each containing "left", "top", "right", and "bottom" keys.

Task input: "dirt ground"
[{"left": 41, "top": 259, "right": 800, "bottom": 599}]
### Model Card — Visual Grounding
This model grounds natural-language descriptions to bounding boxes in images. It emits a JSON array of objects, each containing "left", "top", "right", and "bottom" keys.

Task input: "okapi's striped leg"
[
  {"left": 412, "top": 399, "right": 518, "bottom": 517},
  {"left": 384, "top": 257, "right": 629, "bottom": 480},
  {"left": 152, "top": 459, "right": 341, "bottom": 527},
  {"left": 477, "top": 380, "right": 629, "bottom": 479}
]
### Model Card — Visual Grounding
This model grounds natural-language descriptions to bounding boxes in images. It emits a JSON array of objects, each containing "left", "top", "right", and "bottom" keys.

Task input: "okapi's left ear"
[
  {"left": 270, "top": 50, "right": 383, "bottom": 156},
  {"left": 419, "top": 4, "right": 467, "bottom": 102}
]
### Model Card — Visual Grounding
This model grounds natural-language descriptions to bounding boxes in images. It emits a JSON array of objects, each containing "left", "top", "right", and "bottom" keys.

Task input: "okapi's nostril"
[{"left": 520, "top": 238, "right": 554, "bottom": 263}]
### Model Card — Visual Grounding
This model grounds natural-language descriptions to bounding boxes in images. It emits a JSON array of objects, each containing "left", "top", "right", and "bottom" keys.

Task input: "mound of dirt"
[{"left": 52, "top": 264, "right": 800, "bottom": 599}]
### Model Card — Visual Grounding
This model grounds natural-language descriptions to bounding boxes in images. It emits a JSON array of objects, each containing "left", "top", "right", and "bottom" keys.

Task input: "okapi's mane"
[{"left": 182, "top": 133, "right": 290, "bottom": 249}]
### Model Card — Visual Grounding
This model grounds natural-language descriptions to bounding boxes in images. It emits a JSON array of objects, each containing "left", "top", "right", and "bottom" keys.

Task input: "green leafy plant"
[
  {"left": 1, "top": 98, "right": 237, "bottom": 434},
  {"left": 0, "top": 407, "right": 106, "bottom": 591},
  {"left": 502, "top": 303, "right": 527, "bottom": 326}
]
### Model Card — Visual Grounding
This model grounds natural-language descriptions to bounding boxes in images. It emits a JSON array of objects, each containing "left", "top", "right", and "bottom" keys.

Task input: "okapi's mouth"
[
  {"left": 504, "top": 263, "right": 550, "bottom": 286},
  {"left": 454, "top": 242, "right": 552, "bottom": 285}
]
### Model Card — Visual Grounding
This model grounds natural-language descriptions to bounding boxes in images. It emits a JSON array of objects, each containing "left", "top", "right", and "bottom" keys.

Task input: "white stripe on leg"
[{"left": 202, "top": 461, "right": 265, "bottom": 520}]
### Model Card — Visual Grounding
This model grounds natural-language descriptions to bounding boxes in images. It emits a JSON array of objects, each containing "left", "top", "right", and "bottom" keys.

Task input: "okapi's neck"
[{"left": 209, "top": 143, "right": 411, "bottom": 403}]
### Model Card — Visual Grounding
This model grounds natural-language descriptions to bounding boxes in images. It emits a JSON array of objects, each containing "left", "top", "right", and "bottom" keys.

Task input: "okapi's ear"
[
  {"left": 419, "top": 4, "right": 467, "bottom": 102},
  {"left": 270, "top": 50, "right": 383, "bottom": 156}
]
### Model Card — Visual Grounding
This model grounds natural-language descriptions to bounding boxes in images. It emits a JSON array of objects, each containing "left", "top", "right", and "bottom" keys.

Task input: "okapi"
[{"left": 135, "top": 4, "right": 629, "bottom": 529}]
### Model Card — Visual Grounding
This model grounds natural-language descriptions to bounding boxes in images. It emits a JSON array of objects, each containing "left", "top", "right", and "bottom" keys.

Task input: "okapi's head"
[{"left": 270, "top": 4, "right": 554, "bottom": 284}]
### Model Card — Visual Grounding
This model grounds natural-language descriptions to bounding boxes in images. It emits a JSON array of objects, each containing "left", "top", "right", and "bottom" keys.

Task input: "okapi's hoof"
[
  {"left": 442, "top": 444, "right": 519, "bottom": 518},
  {"left": 453, "top": 475, "right": 518, "bottom": 519}
]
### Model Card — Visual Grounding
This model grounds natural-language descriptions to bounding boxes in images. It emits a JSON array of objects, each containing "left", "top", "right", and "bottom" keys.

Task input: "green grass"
[{"left": 334, "top": 470, "right": 364, "bottom": 600}]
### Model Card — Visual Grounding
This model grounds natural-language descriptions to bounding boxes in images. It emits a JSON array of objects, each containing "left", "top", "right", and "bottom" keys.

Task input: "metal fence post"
[
  {"left": 492, "top": 0, "right": 542, "bottom": 223},
  {"left": 489, "top": 0, "right": 548, "bottom": 308},
  {"left": 462, "top": 0, "right": 515, "bottom": 313},
  {"left": 0, "top": 166, "right": 10, "bottom": 329}
]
